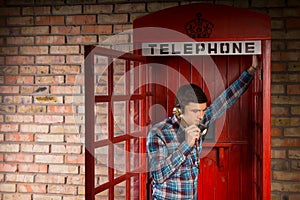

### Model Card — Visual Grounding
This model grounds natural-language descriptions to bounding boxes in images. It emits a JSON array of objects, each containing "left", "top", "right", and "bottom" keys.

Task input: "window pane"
[
  {"left": 130, "top": 138, "right": 140, "bottom": 171},
  {"left": 95, "top": 102, "right": 108, "bottom": 141},
  {"left": 131, "top": 175, "right": 139, "bottom": 200},
  {"left": 113, "top": 58, "right": 126, "bottom": 95},
  {"left": 114, "top": 181, "right": 126, "bottom": 200},
  {"left": 130, "top": 61, "right": 140, "bottom": 95},
  {"left": 114, "top": 141, "right": 126, "bottom": 178},
  {"left": 95, "top": 189, "right": 109, "bottom": 200},
  {"left": 130, "top": 100, "right": 141, "bottom": 132},
  {"left": 114, "top": 101, "right": 126, "bottom": 136},
  {"left": 95, "top": 146, "right": 109, "bottom": 187},
  {"left": 94, "top": 55, "right": 108, "bottom": 95}
]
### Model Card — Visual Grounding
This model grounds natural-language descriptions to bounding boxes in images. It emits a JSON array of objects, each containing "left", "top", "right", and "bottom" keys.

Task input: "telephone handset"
[
  {"left": 172, "top": 106, "right": 208, "bottom": 137},
  {"left": 173, "top": 106, "right": 207, "bottom": 166}
]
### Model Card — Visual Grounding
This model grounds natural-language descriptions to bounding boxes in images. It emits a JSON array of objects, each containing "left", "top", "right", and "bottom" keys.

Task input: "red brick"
[
  {"left": 66, "top": 55, "right": 84, "bottom": 64},
  {"left": 35, "top": 174, "right": 65, "bottom": 184},
  {"left": 51, "top": 86, "right": 81, "bottom": 94},
  {"left": 6, "top": 75, "right": 34, "bottom": 84},
  {"left": 66, "top": 15, "right": 96, "bottom": 24},
  {"left": 48, "top": 184, "right": 77, "bottom": 195},
  {"left": 0, "top": 163, "right": 17, "bottom": 172},
  {"left": 3, "top": 193, "right": 32, "bottom": 200},
  {"left": 6, "top": 133, "right": 34, "bottom": 142},
  {"left": 147, "top": 2, "right": 179, "bottom": 12},
  {"left": 20, "top": 66, "right": 49, "bottom": 74},
  {"left": 51, "top": 144, "right": 81, "bottom": 154},
  {"left": 5, "top": 153, "right": 34, "bottom": 163},
  {"left": 0, "top": 144, "right": 19, "bottom": 152},
  {"left": 0, "top": 124, "right": 18, "bottom": 132},
  {"left": 50, "top": 45, "right": 80, "bottom": 54},
  {"left": 52, "top": 5, "right": 82, "bottom": 15},
  {"left": 18, "top": 105, "right": 47, "bottom": 114},
  {"left": 6, "top": 56, "right": 34, "bottom": 65},
  {"left": 21, "top": 85, "right": 49, "bottom": 94},
  {"left": 272, "top": 107, "right": 289, "bottom": 116},
  {"left": 18, "top": 164, "right": 48, "bottom": 173},
  {"left": 21, "top": 26, "right": 49, "bottom": 35},
  {"left": 20, "top": 124, "right": 49, "bottom": 133},
  {"left": 7, "top": 16, "right": 34, "bottom": 25},
  {"left": 271, "top": 149, "right": 286, "bottom": 159},
  {"left": 36, "top": 16, "right": 64, "bottom": 25},
  {"left": 115, "top": 3, "right": 146, "bottom": 12},
  {"left": 35, "top": 75, "right": 64, "bottom": 84},
  {"left": 67, "top": 175, "right": 84, "bottom": 185},
  {"left": 0, "top": 7, "right": 20, "bottom": 16},
  {"left": 18, "top": 183, "right": 47, "bottom": 193},
  {"left": 6, "top": 114, "right": 33, "bottom": 123},
  {"left": 272, "top": 138, "right": 300, "bottom": 147},
  {"left": 35, "top": 134, "right": 64, "bottom": 143},
  {"left": 48, "top": 105, "right": 75, "bottom": 114},
  {"left": 84, "top": 4, "right": 113, "bottom": 13},
  {"left": 51, "top": 65, "right": 80, "bottom": 74},
  {"left": 81, "top": 25, "right": 112, "bottom": 34},
  {"left": 21, "top": 144, "right": 49, "bottom": 153},
  {"left": 34, "top": 96, "right": 63, "bottom": 104},
  {"left": 0, "top": 86, "right": 19, "bottom": 94},
  {"left": 6, "top": 36, "right": 34, "bottom": 45},
  {"left": 0, "top": 183, "right": 16, "bottom": 192},
  {"left": 0, "top": 47, "right": 18, "bottom": 55},
  {"left": 98, "top": 14, "right": 128, "bottom": 24},
  {"left": 35, "top": 154, "right": 64, "bottom": 164},
  {"left": 20, "top": 46, "right": 48, "bottom": 55},
  {"left": 48, "top": 164, "right": 78, "bottom": 174},
  {"left": 36, "top": 36, "right": 65, "bottom": 44},
  {"left": 66, "top": 155, "right": 84, "bottom": 164},
  {"left": 6, "top": 173, "right": 34, "bottom": 182},
  {"left": 34, "top": 115, "right": 63, "bottom": 124},
  {"left": 287, "top": 84, "right": 300, "bottom": 94},
  {"left": 66, "top": 74, "right": 83, "bottom": 84},
  {"left": 22, "top": 6, "right": 51, "bottom": 15},
  {"left": 51, "top": 25, "right": 81, "bottom": 35},
  {"left": 67, "top": 35, "right": 97, "bottom": 44},
  {"left": 36, "top": 55, "right": 65, "bottom": 64},
  {"left": 273, "top": 171, "right": 300, "bottom": 181}
]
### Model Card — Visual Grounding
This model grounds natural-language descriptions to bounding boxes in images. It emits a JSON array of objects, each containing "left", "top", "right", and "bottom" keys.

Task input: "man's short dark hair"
[{"left": 175, "top": 84, "right": 207, "bottom": 113}]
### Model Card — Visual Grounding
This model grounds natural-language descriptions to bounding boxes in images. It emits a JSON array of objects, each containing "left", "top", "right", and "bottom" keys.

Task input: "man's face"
[{"left": 181, "top": 102, "right": 207, "bottom": 126}]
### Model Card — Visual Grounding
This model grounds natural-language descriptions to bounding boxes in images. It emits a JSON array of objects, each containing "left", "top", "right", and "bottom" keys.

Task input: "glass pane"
[
  {"left": 95, "top": 189, "right": 109, "bottom": 200},
  {"left": 131, "top": 175, "right": 139, "bottom": 200},
  {"left": 95, "top": 146, "right": 109, "bottom": 187},
  {"left": 130, "top": 100, "right": 141, "bottom": 132},
  {"left": 114, "top": 141, "right": 126, "bottom": 178},
  {"left": 113, "top": 58, "right": 126, "bottom": 95},
  {"left": 94, "top": 55, "right": 108, "bottom": 95},
  {"left": 130, "top": 61, "right": 140, "bottom": 95},
  {"left": 95, "top": 102, "right": 108, "bottom": 141},
  {"left": 130, "top": 138, "right": 140, "bottom": 171},
  {"left": 114, "top": 101, "right": 126, "bottom": 136},
  {"left": 114, "top": 181, "right": 126, "bottom": 199}
]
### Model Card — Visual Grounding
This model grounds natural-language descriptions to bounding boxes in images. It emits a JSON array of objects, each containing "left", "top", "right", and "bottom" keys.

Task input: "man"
[{"left": 146, "top": 55, "right": 259, "bottom": 199}]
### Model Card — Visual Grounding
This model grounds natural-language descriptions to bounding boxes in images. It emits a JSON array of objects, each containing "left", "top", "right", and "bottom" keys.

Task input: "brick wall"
[{"left": 0, "top": 0, "right": 299, "bottom": 200}]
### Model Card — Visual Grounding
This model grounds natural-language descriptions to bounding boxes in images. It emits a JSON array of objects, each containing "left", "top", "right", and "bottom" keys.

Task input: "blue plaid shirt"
[{"left": 147, "top": 70, "right": 254, "bottom": 200}]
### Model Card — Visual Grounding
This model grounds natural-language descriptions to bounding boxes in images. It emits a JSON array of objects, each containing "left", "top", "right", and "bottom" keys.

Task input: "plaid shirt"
[{"left": 147, "top": 70, "right": 254, "bottom": 200}]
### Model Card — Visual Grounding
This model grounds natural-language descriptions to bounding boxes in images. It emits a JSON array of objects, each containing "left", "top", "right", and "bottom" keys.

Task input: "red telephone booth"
[{"left": 84, "top": 3, "right": 271, "bottom": 200}]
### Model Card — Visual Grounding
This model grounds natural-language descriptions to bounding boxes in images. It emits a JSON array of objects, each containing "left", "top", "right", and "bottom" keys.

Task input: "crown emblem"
[{"left": 184, "top": 13, "right": 214, "bottom": 38}]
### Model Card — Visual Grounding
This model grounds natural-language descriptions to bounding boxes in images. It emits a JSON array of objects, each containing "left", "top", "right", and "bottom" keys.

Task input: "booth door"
[
  {"left": 84, "top": 46, "right": 149, "bottom": 200},
  {"left": 150, "top": 55, "right": 256, "bottom": 200}
]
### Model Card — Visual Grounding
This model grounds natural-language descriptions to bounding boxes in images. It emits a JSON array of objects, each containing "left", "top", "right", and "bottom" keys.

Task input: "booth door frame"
[{"left": 84, "top": 46, "right": 149, "bottom": 200}]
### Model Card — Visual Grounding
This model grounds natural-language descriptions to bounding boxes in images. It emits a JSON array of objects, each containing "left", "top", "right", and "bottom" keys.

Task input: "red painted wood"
[
  {"left": 131, "top": 3, "right": 271, "bottom": 200},
  {"left": 84, "top": 46, "right": 148, "bottom": 200},
  {"left": 133, "top": 3, "right": 271, "bottom": 42}
]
